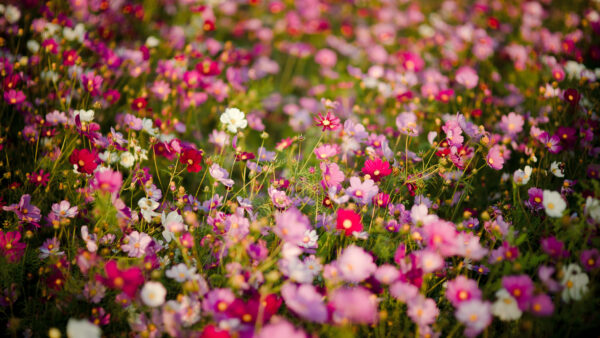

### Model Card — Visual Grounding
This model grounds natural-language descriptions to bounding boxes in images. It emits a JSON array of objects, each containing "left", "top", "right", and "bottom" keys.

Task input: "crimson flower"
[
  {"left": 180, "top": 148, "right": 203, "bottom": 173},
  {"left": 131, "top": 97, "right": 147, "bottom": 111},
  {"left": 336, "top": 209, "right": 363, "bottom": 236},
  {"left": 97, "top": 260, "right": 144, "bottom": 298},
  {"left": 28, "top": 169, "right": 50, "bottom": 186},
  {"left": 362, "top": 158, "right": 392, "bottom": 182},
  {"left": 69, "top": 148, "right": 98, "bottom": 174}
]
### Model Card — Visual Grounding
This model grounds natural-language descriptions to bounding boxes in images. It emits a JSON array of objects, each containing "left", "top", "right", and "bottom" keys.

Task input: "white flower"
[
  {"left": 298, "top": 229, "right": 318, "bottom": 249},
  {"left": 141, "top": 281, "right": 167, "bottom": 307},
  {"left": 513, "top": 165, "right": 532, "bottom": 185},
  {"left": 146, "top": 36, "right": 160, "bottom": 47},
  {"left": 4, "top": 5, "right": 21, "bottom": 24},
  {"left": 63, "top": 23, "right": 85, "bottom": 43},
  {"left": 142, "top": 118, "right": 158, "bottom": 136},
  {"left": 166, "top": 263, "right": 196, "bottom": 283},
  {"left": 73, "top": 109, "right": 94, "bottom": 123},
  {"left": 220, "top": 108, "right": 247, "bottom": 133},
  {"left": 542, "top": 190, "right": 566, "bottom": 218},
  {"left": 584, "top": 197, "right": 600, "bottom": 223},
  {"left": 162, "top": 211, "right": 185, "bottom": 243},
  {"left": 561, "top": 264, "right": 589, "bottom": 302},
  {"left": 66, "top": 318, "right": 101, "bottom": 338},
  {"left": 27, "top": 40, "right": 40, "bottom": 53},
  {"left": 550, "top": 161, "right": 564, "bottom": 177},
  {"left": 120, "top": 152, "right": 135, "bottom": 168},
  {"left": 492, "top": 289, "right": 522, "bottom": 321},
  {"left": 138, "top": 198, "right": 160, "bottom": 222}
]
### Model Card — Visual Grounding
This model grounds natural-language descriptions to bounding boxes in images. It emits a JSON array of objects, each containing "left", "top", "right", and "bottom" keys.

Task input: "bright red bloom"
[
  {"left": 563, "top": 88, "right": 580, "bottom": 106},
  {"left": 362, "top": 158, "right": 392, "bottom": 182},
  {"left": 131, "top": 97, "right": 147, "bottom": 111},
  {"left": 98, "top": 260, "right": 144, "bottom": 298},
  {"left": 69, "top": 148, "right": 98, "bottom": 174},
  {"left": 226, "top": 293, "right": 281, "bottom": 325},
  {"left": 180, "top": 148, "right": 203, "bottom": 173},
  {"left": 314, "top": 111, "right": 341, "bottom": 131},
  {"left": 336, "top": 209, "right": 363, "bottom": 236},
  {"left": 235, "top": 151, "right": 255, "bottom": 161},
  {"left": 200, "top": 325, "right": 230, "bottom": 338}
]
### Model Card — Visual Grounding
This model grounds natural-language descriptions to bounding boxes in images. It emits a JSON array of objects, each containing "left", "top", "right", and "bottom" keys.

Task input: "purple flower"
[
  {"left": 580, "top": 249, "right": 600, "bottom": 271},
  {"left": 273, "top": 207, "right": 310, "bottom": 243},
  {"left": 320, "top": 162, "right": 345, "bottom": 189},
  {"left": 539, "top": 132, "right": 562, "bottom": 154},
  {"left": 502, "top": 275, "right": 534, "bottom": 310},
  {"left": 3, "top": 194, "right": 42, "bottom": 224},
  {"left": 541, "top": 236, "right": 569, "bottom": 259},
  {"left": 347, "top": 176, "right": 378, "bottom": 205},
  {"left": 281, "top": 282, "right": 327, "bottom": 323},
  {"left": 209, "top": 163, "right": 234, "bottom": 187}
]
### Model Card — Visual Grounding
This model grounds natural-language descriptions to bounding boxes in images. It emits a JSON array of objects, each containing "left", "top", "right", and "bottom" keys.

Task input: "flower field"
[{"left": 1, "top": 0, "right": 600, "bottom": 337}]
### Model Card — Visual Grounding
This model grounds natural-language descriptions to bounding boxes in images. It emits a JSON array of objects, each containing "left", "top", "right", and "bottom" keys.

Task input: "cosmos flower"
[
  {"left": 336, "top": 209, "right": 363, "bottom": 236},
  {"left": 220, "top": 108, "right": 247, "bottom": 133}
]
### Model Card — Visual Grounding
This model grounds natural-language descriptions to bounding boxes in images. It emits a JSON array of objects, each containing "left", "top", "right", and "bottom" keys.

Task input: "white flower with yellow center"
[
  {"left": 561, "top": 264, "right": 589, "bottom": 302},
  {"left": 542, "top": 190, "right": 566, "bottom": 218},
  {"left": 220, "top": 108, "right": 247, "bottom": 133},
  {"left": 491, "top": 289, "right": 522, "bottom": 321},
  {"left": 141, "top": 281, "right": 167, "bottom": 307}
]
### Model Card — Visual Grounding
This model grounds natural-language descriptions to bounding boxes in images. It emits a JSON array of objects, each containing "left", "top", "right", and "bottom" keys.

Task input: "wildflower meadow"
[{"left": 1, "top": 0, "right": 600, "bottom": 337}]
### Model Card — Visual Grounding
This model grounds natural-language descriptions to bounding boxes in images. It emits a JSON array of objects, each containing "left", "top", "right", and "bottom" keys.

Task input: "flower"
[
  {"left": 499, "top": 112, "right": 524, "bottom": 136},
  {"left": 336, "top": 209, "right": 363, "bottom": 236},
  {"left": 3, "top": 89, "right": 26, "bottom": 105},
  {"left": 220, "top": 108, "right": 247, "bottom": 133},
  {"left": 0, "top": 231, "right": 27, "bottom": 262},
  {"left": 314, "top": 111, "right": 341, "bottom": 131},
  {"left": 337, "top": 245, "right": 377, "bottom": 283},
  {"left": 97, "top": 260, "right": 144, "bottom": 298},
  {"left": 513, "top": 165, "right": 532, "bottom": 185},
  {"left": 407, "top": 294, "right": 439, "bottom": 328},
  {"left": 446, "top": 276, "right": 482, "bottom": 307},
  {"left": 542, "top": 190, "right": 566, "bottom": 218},
  {"left": 347, "top": 176, "right": 378, "bottom": 205},
  {"left": 329, "top": 287, "right": 378, "bottom": 324},
  {"left": 140, "top": 281, "right": 166, "bottom": 307},
  {"left": 91, "top": 169, "right": 123, "bottom": 194},
  {"left": 491, "top": 289, "right": 522, "bottom": 321},
  {"left": 28, "top": 169, "right": 50, "bottom": 186},
  {"left": 396, "top": 112, "right": 420, "bottom": 136},
  {"left": 362, "top": 158, "right": 392, "bottom": 182},
  {"left": 69, "top": 149, "right": 98, "bottom": 174},
  {"left": 550, "top": 161, "right": 565, "bottom": 177},
  {"left": 180, "top": 149, "right": 203, "bottom": 173},
  {"left": 209, "top": 163, "right": 234, "bottom": 187},
  {"left": 66, "top": 318, "right": 101, "bottom": 338},
  {"left": 455, "top": 66, "right": 479, "bottom": 89},
  {"left": 274, "top": 207, "right": 310, "bottom": 244},
  {"left": 121, "top": 231, "right": 152, "bottom": 258},
  {"left": 580, "top": 249, "right": 600, "bottom": 271},
  {"left": 3, "top": 194, "right": 42, "bottom": 223},
  {"left": 560, "top": 264, "right": 589, "bottom": 302},
  {"left": 584, "top": 197, "right": 600, "bottom": 223},
  {"left": 502, "top": 275, "right": 534, "bottom": 310},
  {"left": 281, "top": 282, "right": 327, "bottom": 323},
  {"left": 486, "top": 145, "right": 504, "bottom": 170},
  {"left": 39, "top": 237, "right": 64, "bottom": 259},
  {"left": 455, "top": 299, "right": 492, "bottom": 337},
  {"left": 257, "top": 319, "right": 306, "bottom": 338},
  {"left": 530, "top": 294, "right": 554, "bottom": 316}
]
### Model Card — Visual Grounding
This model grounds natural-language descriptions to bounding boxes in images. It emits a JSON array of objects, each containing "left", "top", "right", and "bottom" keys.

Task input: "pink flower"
[
  {"left": 97, "top": 260, "right": 144, "bottom": 298},
  {"left": 3, "top": 89, "right": 26, "bottom": 105},
  {"left": 455, "top": 66, "right": 479, "bottom": 89},
  {"left": 314, "top": 111, "right": 341, "bottom": 131},
  {"left": 151, "top": 80, "right": 171, "bottom": 100},
  {"left": 258, "top": 320, "right": 306, "bottom": 338},
  {"left": 455, "top": 299, "right": 492, "bottom": 337},
  {"left": 499, "top": 112, "right": 524, "bottom": 136},
  {"left": 407, "top": 294, "right": 439, "bottom": 328},
  {"left": 0, "top": 231, "right": 27, "bottom": 262},
  {"left": 446, "top": 276, "right": 482, "bottom": 307},
  {"left": 396, "top": 112, "right": 420, "bottom": 136},
  {"left": 347, "top": 176, "right": 378, "bottom": 205},
  {"left": 121, "top": 231, "right": 153, "bottom": 258},
  {"left": 281, "top": 282, "right": 327, "bottom": 323},
  {"left": 538, "top": 132, "right": 562, "bottom": 154},
  {"left": 329, "top": 287, "right": 378, "bottom": 324},
  {"left": 314, "top": 144, "right": 339, "bottom": 160},
  {"left": 274, "top": 207, "right": 310, "bottom": 243},
  {"left": 336, "top": 245, "right": 377, "bottom": 283},
  {"left": 362, "top": 158, "right": 392, "bottom": 182},
  {"left": 92, "top": 169, "right": 123, "bottom": 194},
  {"left": 320, "top": 162, "right": 345, "bottom": 189},
  {"left": 486, "top": 145, "right": 504, "bottom": 170}
]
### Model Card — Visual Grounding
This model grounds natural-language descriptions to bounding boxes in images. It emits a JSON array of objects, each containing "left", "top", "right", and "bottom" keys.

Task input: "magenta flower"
[
  {"left": 455, "top": 66, "right": 479, "bottom": 89},
  {"left": 97, "top": 260, "right": 144, "bottom": 298},
  {"left": 580, "top": 249, "right": 600, "bottom": 271},
  {"left": 329, "top": 287, "right": 378, "bottom": 324},
  {"left": 281, "top": 282, "right": 327, "bottom": 323},
  {"left": 486, "top": 145, "right": 504, "bottom": 170},
  {"left": 0, "top": 231, "right": 27, "bottom": 262},
  {"left": 446, "top": 276, "right": 482, "bottom": 307},
  {"left": 502, "top": 275, "right": 534, "bottom": 310},
  {"left": 320, "top": 162, "right": 345, "bottom": 189},
  {"left": 422, "top": 220, "right": 458, "bottom": 257},
  {"left": 151, "top": 80, "right": 171, "bottom": 100},
  {"left": 541, "top": 236, "right": 569, "bottom": 259},
  {"left": 3, "top": 89, "right": 26, "bottom": 105},
  {"left": 538, "top": 132, "right": 562, "bottom": 154},
  {"left": 530, "top": 293, "right": 554, "bottom": 316}
]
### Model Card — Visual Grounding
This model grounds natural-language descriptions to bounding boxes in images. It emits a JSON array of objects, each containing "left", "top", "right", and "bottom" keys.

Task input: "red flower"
[
  {"left": 69, "top": 148, "right": 98, "bottom": 174},
  {"left": 314, "top": 111, "right": 341, "bottom": 131},
  {"left": 97, "top": 260, "right": 144, "bottom": 298},
  {"left": 200, "top": 325, "right": 230, "bottom": 338},
  {"left": 336, "top": 209, "right": 363, "bottom": 236},
  {"left": 235, "top": 151, "right": 255, "bottom": 161},
  {"left": 131, "top": 97, "right": 147, "bottom": 111},
  {"left": 563, "top": 88, "right": 580, "bottom": 106},
  {"left": 362, "top": 158, "right": 392, "bottom": 182},
  {"left": 180, "top": 148, "right": 203, "bottom": 173},
  {"left": 62, "top": 49, "right": 78, "bottom": 66},
  {"left": 28, "top": 169, "right": 50, "bottom": 186}
]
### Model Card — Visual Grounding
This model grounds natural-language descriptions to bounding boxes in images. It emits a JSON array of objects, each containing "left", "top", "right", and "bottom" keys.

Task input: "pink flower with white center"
[
  {"left": 121, "top": 231, "right": 152, "bottom": 258},
  {"left": 337, "top": 245, "right": 377, "bottom": 283},
  {"left": 151, "top": 80, "right": 171, "bottom": 100},
  {"left": 455, "top": 299, "right": 492, "bottom": 337},
  {"left": 455, "top": 66, "right": 479, "bottom": 89},
  {"left": 346, "top": 176, "right": 378, "bottom": 205},
  {"left": 446, "top": 276, "right": 482, "bottom": 307}
]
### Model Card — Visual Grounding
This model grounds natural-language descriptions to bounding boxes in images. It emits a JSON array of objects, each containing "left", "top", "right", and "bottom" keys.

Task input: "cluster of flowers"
[{"left": 1, "top": 0, "right": 600, "bottom": 337}]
